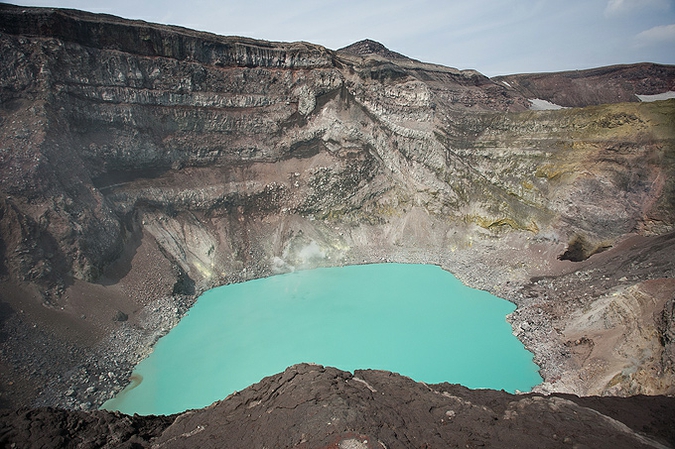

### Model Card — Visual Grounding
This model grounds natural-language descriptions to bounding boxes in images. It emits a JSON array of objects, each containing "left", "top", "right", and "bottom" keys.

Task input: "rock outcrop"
[
  {"left": 2, "top": 364, "right": 675, "bottom": 448},
  {"left": 0, "top": 3, "right": 674, "bottom": 427}
]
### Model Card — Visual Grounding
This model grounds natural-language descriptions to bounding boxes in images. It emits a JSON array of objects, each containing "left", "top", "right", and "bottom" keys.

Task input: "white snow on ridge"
[
  {"left": 636, "top": 91, "right": 675, "bottom": 102},
  {"left": 528, "top": 98, "right": 566, "bottom": 110},
  {"left": 501, "top": 80, "right": 512, "bottom": 88}
]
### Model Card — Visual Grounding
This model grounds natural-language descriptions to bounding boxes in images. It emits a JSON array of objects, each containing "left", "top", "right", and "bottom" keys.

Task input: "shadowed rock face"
[{"left": 0, "top": 2, "right": 674, "bottom": 430}]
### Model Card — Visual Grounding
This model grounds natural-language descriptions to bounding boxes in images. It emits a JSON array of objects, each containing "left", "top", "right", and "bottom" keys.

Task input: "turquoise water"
[{"left": 102, "top": 264, "right": 541, "bottom": 415}]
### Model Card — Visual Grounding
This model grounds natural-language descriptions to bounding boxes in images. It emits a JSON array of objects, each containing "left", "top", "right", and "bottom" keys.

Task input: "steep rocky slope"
[{"left": 0, "top": 4, "right": 674, "bottom": 429}]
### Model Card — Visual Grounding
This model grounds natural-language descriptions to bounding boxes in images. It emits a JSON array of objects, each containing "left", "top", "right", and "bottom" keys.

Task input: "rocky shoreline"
[
  {"left": 23, "top": 240, "right": 548, "bottom": 412},
  {"left": 27, "top": 228, "right": 675, "bottom": 413},
  {"left": 33, "top": 294, "right": 197, "bottom": 411}
]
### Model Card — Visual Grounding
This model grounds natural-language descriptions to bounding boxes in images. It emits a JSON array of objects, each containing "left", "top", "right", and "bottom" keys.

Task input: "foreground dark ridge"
[
  {"left": 2, "top": 365, "right": 675, "bottom": 449},
  {"left": 0, "top": 2, "right": 674, "bottom": 418}
]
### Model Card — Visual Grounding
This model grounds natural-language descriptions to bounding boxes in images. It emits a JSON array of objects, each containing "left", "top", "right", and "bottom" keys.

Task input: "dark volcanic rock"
[
  {"left": 0, "top": 407, "right": 174, "bottom": 448},
  {"left": 112, "top": 310, "right": 128, "bottom": 322},
  {"left": 2, "top": 364, "right": 674, "bottom": 448}
]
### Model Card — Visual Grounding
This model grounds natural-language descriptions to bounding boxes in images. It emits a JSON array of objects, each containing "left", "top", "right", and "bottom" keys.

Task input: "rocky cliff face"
[{"left": 0, "top": 4, "right": 674, "bottom": 416}]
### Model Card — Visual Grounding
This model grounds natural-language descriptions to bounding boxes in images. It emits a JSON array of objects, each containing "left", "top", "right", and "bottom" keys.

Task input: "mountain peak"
[{"left": 337, "top": 39, "right": 409, "bottom": 60}]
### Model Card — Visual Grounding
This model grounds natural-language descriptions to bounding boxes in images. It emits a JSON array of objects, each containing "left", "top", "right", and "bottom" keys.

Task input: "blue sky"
[{"left": 6, "top": 0, "right": 675, "bottom": 76}]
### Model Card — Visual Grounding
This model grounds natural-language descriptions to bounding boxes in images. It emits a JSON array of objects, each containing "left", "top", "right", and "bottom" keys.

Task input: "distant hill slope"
[{"left": 493, "top": 63, "right": 675, "bottom": 107}]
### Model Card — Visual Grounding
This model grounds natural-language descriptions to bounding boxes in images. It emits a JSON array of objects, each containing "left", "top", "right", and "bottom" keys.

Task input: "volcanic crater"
[{"left": 1, "top": 4, "right": 675, "bottom": 448}]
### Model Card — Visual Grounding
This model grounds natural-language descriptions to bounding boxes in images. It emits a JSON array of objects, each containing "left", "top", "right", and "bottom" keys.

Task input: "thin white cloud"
[
  {"left": 605, "top": 0, "right": 670, "bottom": 16},
  {"left": 635, "top": 23, "right": 675, "bottom": 44}
]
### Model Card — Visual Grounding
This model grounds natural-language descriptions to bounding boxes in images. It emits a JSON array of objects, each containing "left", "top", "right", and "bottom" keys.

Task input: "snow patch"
[
  {"left": 528, "top": 99, "right": 566, "bottom": 111},
  {"left": 501, "top": 80, "right": 512, "bottom": 88},
  {"left": 636, "top": 91, "right": 675, "bottom": 102}
]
